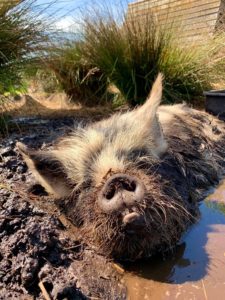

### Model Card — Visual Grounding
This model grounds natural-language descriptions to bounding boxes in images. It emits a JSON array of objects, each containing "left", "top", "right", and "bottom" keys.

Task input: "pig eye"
[
  {"left": 129, "top": 149, "right": 149, "bottom": 159},
  {"left": 116, "top": 148, "right": 149, "bottom": 160}
]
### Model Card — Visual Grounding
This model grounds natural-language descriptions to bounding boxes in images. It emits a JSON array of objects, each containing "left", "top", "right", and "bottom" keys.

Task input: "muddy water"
[{"left": 124, "top": 179, "right": 225, "bottom": 300}]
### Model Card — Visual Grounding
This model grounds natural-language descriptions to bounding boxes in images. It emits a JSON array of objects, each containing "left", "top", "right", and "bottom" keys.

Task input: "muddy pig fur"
[{"left": 17, "top": 74, "right": 225, "bottom": 260}]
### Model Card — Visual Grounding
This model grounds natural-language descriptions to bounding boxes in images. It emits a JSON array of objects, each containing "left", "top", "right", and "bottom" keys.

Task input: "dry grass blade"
[
  {"left": 112, "top": 263, "right": 125, "bottom": 274},
  {"left": 201, "top": 279, "right": 208, "bottom": 300},
  {"left": 38, "top": 281, "right": 51, "bottom": 300}
]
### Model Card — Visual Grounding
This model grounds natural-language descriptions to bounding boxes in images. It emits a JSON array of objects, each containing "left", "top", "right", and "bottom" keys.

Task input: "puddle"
[
  {"left": 10, "top": 116, "right": 51, "bottom": 125},
  {"left": 124, "top": 179, "right": 225, "bottom": 300}
]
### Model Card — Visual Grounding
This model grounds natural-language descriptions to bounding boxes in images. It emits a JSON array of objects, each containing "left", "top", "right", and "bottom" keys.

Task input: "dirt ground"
[
  {"left": 0, "top": 92, "right": 114, "bottom": 120},
  {"left": 0, "top": 100, "right": 126, "bottom": 299}
]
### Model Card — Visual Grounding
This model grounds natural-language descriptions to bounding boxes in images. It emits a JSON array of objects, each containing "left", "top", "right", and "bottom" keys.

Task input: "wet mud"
[
  {"left": 0, "top": 119, "right": 126, "bottom": 300},
  {"left": 1, "top": 117, "right": 225, "bottom": 300},
  {"left": 125, "top": 180, "right": 225, "bottom": 300}
]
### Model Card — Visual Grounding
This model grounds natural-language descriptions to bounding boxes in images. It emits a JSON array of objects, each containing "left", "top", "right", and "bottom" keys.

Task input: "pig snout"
[{"left": 97, "top": 174, "right": 145, "bottom": 218}]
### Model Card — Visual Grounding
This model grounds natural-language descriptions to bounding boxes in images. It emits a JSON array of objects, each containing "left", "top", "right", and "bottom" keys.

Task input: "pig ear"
[
  {"left": 16, "top": 142, "right": 72, "bottom": 198},
  {"left": 139, "top": 73, "right": 163, "bottom": 115},
  {"left": 136, "top": 73, "right": 167, "bottom": 157}
]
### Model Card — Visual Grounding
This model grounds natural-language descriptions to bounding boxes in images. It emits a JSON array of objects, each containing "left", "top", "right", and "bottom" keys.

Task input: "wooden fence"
[
  {"left": 0, "top": 0, "right": 21, "bottom": 8},
  {"left": 127, "top": 0, "right": 225, "bottom": 41}
]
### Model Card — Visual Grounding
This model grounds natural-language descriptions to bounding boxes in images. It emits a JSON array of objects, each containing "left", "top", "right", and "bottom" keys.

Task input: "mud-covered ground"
[{"left": 0, "top": 118, "right": 126, "bottom": 300}]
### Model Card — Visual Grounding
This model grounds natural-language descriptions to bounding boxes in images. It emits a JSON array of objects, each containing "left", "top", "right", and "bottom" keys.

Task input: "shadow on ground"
[{"left": 1, "top": 93, "right": 113, "bottom": 119}]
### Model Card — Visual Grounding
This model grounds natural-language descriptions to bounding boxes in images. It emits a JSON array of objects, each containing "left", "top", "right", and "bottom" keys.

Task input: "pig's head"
[{"left": 17, "top": 74, "right": 192, "bottom": 260}]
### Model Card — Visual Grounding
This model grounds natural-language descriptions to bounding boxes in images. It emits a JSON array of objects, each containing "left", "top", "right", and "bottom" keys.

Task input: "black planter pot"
[{"left": 204, "top": 90, "right": 225, "bottom": 121}]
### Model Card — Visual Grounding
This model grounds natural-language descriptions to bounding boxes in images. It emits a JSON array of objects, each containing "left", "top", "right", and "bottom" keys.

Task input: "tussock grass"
[
  {"left": 80, "top": 5, "right": 225, "bottom": 106},
  {"left": 1, "top": 0, "right": 225, "bottom": 112},
  {"left": 0, "top": 0, "right": 49, "bottom": 95},
  {"left": 0, "top": 0, "right": 53, "bottom": 134},
  {"left": 45, "top": 41, "right": 109, "bottom": 107}
]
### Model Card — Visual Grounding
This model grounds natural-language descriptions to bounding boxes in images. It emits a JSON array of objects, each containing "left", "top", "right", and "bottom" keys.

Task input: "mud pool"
[
  {"left": 124, "top": 180, "right": 225, "bottom": 300},
  {"left": 1, "top": 117, "right": 225, "bottom": 299},
  {"left": 0, "top": 119, "right": 126, "bottom": 299}
]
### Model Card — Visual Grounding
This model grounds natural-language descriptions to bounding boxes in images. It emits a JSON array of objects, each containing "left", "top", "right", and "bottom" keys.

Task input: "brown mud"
[
  {"left": 124, "top": 180, "right": 225, "bottom": 300},
  {"left": 0, "top": 119, "right": 126, "bottom": 300},
  {"left": 1, "top": 116, "right": 225, "bottom": 300}
]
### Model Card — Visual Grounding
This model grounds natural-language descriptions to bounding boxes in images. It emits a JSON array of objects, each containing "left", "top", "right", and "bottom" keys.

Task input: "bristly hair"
[{"left": 60, "top": 168, "right": 197, "bottom": 260}]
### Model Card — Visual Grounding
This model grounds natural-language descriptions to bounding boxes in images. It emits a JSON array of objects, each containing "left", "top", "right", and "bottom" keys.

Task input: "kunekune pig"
[{"left": 17, "top": 74, "right": 225, "bottom": 260}]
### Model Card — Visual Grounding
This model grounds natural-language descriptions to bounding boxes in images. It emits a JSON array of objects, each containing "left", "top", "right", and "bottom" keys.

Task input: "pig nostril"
[
  {"left": 104, "top": 186, "right": 116, "bottom": 200},
  {"left": 98, "top": 174, "right": 146, "bottom": 213},
  {"left": 104, "top": 179, "right": 136, "bottom": 200},
  {"left": 122, "top": 180, "right": 136, "bottom": 192}
]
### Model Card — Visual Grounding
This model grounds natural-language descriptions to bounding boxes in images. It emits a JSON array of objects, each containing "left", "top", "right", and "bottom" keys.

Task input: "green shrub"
[
  {"left": 81, "top": 8, "right": 225, "bottom": 106},
  {"left": 0, "top": 114, "right": 10, "bottom": 135},
  {"left": 37, "top": 70, "right": 61, "bottom": 94},
  {"left": 0, "top": 95, "right": 11, "bottom": 135},
  {"left": 24, "top": 67, "right": 61, "bottom": 94},
  {"left": 46, "top": 41, "right": 109, "bottom": 106},
  {"left": 0, "top": 0, "right": 48, "bottom": 95}
]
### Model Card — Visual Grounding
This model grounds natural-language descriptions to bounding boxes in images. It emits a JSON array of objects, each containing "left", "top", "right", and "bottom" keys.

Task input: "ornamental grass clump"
[
  {"left": 0, "top": 0, "right": 54, "bottom": 134},
  {"left": 0, "top": 0, "right": 48, "bottom": 95},
  {"left": 81, "top": 7, "right": 225, "bottom": 106},
  {"left": 45, "top": 41, "right": 109, "bottom": 107}
]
